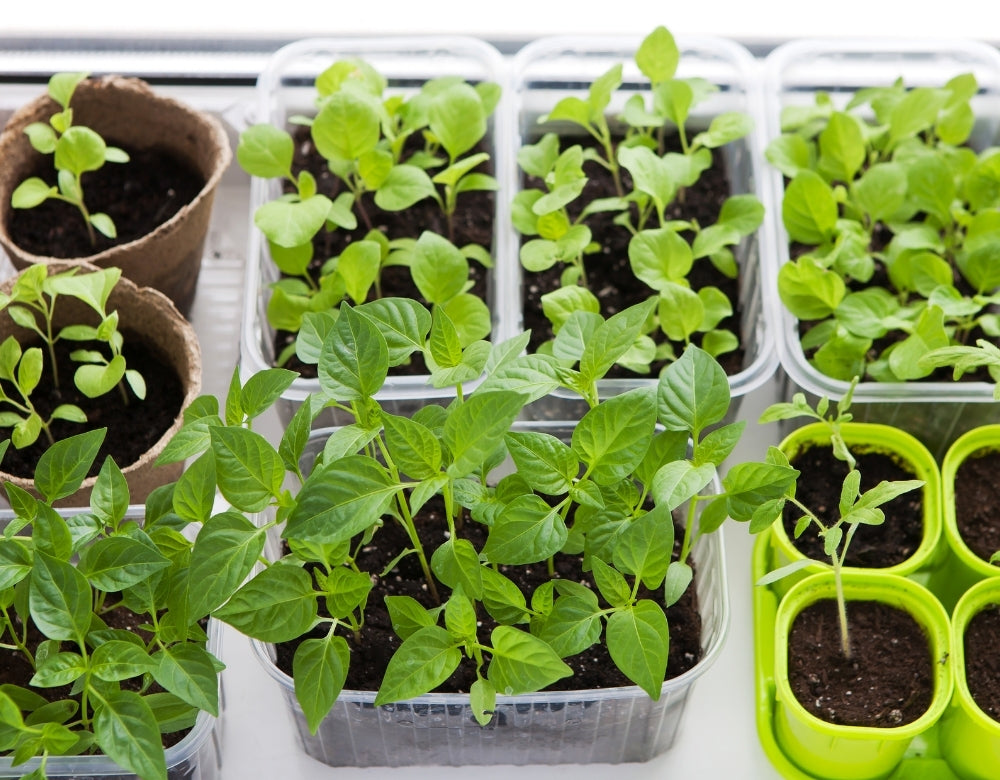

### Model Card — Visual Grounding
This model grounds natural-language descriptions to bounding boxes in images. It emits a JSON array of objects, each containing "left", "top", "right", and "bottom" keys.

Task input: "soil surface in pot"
[
  {"left": 520, "top": 134, "right": 745, "bottom": 379},
  {"left": 275, "top": 499, "right": 703, "bottom": 694},
  {"left": 0, "top": 604, "right": 200, "bottom": 749},
  {"left": 787, "top": 598, "right": 934, "bottom": 727},
  {"left": 273, "top": 130, "right": 495, "bottom": 379},
  {"left": 7, "top": 145, "right": 205, "bottom": 258},
  {"left": 0, "top": 333, "right": 184, "bottom": 479},
  {"left": 954, "top": 449, "right": 1000, "bottom": 562},
  {"left": 964, "top": 604, "right": 1000, "bottom": 721},
  {"left": 782, "top": 445, "right": 923, "bottom": 567}
]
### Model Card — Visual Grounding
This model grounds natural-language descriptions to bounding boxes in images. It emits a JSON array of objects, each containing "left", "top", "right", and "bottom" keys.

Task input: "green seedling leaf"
[
  {"left": 782, "top": 170, "right": 838, "bottom": 244},
  {"left": 153, "top": 644, "right": 220, "bottom": 716},
  {"left": 294, "top": 633, "right": 350, "bottom": 734},
  {"left": 657, "top": 345, "right": 730, "bottom": 434},
  {"left": 93, "top": 690, "right": 165, "bottom": 780},
  {"left": 573, "top": 388, "right": 657, "bottom": 484},
  {"left": 29, "top": 552, "right": 91, "bottom": 642},
  {"left": 35, "top": 428, "right": 106, "bottom": 503},
  {"left": 317, "top": 304, "right": 389, "bottom": 402},
  {"left": 606, "top": 601, "right": 669, "bottom": 699},
  {"left": 375, "top": 626, "right": 461, "bottom": 704},
  {"left": 215, "top": 564, "right": 318, "bottom": 643},
  {"left": 487, "top": 625, "right": 572, "bottom": 695},
  {"left": 210, "top": 426, "right": 285, "bottom": 512},
  {"left": 444, "top": 391, "right": 524, "bottom": 478}
]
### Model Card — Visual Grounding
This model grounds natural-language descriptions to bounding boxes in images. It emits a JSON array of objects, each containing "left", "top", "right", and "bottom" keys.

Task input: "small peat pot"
[
  {"left": 767, "top": 422, "right": 943, "bottom": 596},
  {"left": 0, "top": 263, "right": 201, "bottom": 506},
  {"left": 933, "top": 424, "right": 1000, "bottom": 610},
  {"left": 940, "top": 577, "right": 1000, "bottom": 780},
  {"left": 0, "top": 74, "right": 232, "bottom": 315},
  {"left": 772, "top": 571, "right": 952, "bottom": 780}
]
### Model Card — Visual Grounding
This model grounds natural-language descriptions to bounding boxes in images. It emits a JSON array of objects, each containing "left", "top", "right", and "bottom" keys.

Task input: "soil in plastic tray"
[
  {"left": 274, "top": 129, "right": 495, "bottom": 379},
  {"left": 954, "top": 449, "right": 1000, "bottom": 562},
  {"left": 787, "top": 598, "right": 933, "bottom": 727},
  {"left": 7, "top": 145, "right": 205, "bottom": 258},
  {"left": 0, "top": 603, "right": 197, "bottom": 749},
  {"left": 520, "top": 134, "right": 744, "bottom": 379},
  {"left": 276, "top": 497, "right": 703, "bottom": 694},
  {"left": 0, "top": 334, "right": 184, "bottom": 479},
  {"left": 964, "top": 604, "right": 1000, "bottom": 721},
  {"left": 782, "top": 445, "right": 923, "bottom": 567}
]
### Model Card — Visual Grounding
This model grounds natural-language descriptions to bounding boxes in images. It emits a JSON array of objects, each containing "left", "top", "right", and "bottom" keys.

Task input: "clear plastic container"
[
  {"left": 761, "top": 38, "right": 1000, "bottom": 460},
  {"left": 250, "top": 422, "right": 729, "bottom": 766},
  {"left": 0, "top": 506, "right": 224, "bottom": 780},
  {"left": 239, "top": 36, "right": 513, "bottom": 427},
  {"left": 506, "top": 34, "right": 778, "bottom": 421}
]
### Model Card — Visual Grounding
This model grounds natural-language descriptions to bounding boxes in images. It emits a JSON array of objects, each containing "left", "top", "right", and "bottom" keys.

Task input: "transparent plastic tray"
[
  {"left": 507, "top": 33, "right": 778, "bottom": 420},
  {"left": 760, "top": 38, "right": 1000, "bottom": 460}
]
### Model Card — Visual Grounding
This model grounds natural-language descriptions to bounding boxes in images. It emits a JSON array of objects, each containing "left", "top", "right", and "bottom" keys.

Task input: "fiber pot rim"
[
  {"left": 0, "top": 261, "right": 202, "bottom": 505},
  {"left": 0, "top": 74, "right": 232, "bottom": 267}
]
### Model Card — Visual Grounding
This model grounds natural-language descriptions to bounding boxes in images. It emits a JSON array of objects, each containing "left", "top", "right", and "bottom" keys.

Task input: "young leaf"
[
  {"left": 294, "top": 633, "right": 350, "bottom": 734},
  {"left": 605, "top": 601, "right": 669, "bottom": 700},
  {"left": 214, "top": 564, "right": 318, "bottom": 643},
  {"left": 93, "top": 690, "right": 166, "bottom": 780},
  {"left": 487, "top": 626, "right": 572, "bottom": 695},
  {"left": 34, "top": 428, "right": 106, "bottom": 503},
  {"left": 374, "top": 626, "right": 461, "bottom": 704}
]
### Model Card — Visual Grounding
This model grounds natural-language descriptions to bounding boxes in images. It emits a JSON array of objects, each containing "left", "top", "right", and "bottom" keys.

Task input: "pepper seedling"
[{"left": 10, "top": 72, "right": 130, "bottom": 246}]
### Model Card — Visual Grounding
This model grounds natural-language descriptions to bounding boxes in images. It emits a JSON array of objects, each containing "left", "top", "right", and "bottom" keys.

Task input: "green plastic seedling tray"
[{"left": 751, "top": 528, "right": 961, "bottom": 780}]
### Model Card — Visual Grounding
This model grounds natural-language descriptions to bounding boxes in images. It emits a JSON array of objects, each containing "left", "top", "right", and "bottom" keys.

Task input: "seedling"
[
  {"left": 160, "top": 298, "right": 798, "bottom": 730},
  {"left": 0, "top": 430, "right": 223, "bottom": 780},
  {"left": 10, "top": 72, "right": 130, "bottom": 246},
  {"left": 513, "top": 25, "right": 763, "bottom": 372},
  {"left": 237, "top": 59, "right": 499, "bottom": 365},
  {"left": 757, "top": 389, "right": 923, "bottom": 657},
  {"left": 0, "top": 265, "right": 146, "bottom": 448},
  {"left": 769, "top": 73, "right": 1000, "bottom": 382}
]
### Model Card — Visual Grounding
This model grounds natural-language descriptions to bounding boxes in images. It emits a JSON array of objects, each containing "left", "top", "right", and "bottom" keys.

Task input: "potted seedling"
[
  {"left": 0, "top": 71, "right": 232, "bottom": 316},
  {"left": 758, "top": 385, "right": 943, "bottom": 597},
  {"left": 0, "top": 430, "right": 223, "bottom": 780},
  {"left": 170, "top": 297, "right": 797, "bottom": 766},
  {"left": 0, "top": 263, "right": 201, "bottom": 506},
  {"left": 509, "top": 25, "right": 775, "bottom": 419},
  {"left": 761, "top": 38, "right": 1000, "bottom": 458},
  {"left": 238, "top": 37, "right": 510, "bottom": 425},
  {"left": 753, "top": 402, "right": 952, "bottom": 780}
]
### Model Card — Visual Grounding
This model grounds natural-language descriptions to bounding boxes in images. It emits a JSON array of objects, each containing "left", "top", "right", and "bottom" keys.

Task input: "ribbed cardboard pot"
[
  {"left": 0, "top": 263, "right": 201, "bottom": 506},
  {"left": 0, "top": 75, "right": 232, "bottom": 316}
]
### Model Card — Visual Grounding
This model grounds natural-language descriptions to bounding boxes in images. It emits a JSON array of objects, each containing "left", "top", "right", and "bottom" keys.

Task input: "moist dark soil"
[
  {"left": 787, "top": 598, "right": 934, "bottom": 727},
  {"left": 0, "top": 334, "right": 184, "bottom": 479},
  {"left": 273, "top": 129, "right": 495, "bottom": 379},
  {"left": 954, "top": 449, "right": 1000, "bottom": 562},
  {"left": 0, "top": 604, "right": 198, "bottom": 749},
  {"left": 7, "top": 145, "right": 205, "bottom": 259},
  {"left": 520, "top": 134, "right": 745, "bottom": 379},
  {"left": 782, "top": 445, "right": 923, "bottom": 567},
  {"left": 275, "top": 500, "right": 703, "bottom": 694},
  {"left": 964, "top": 604, "right": 1000, "bottom": 721}
]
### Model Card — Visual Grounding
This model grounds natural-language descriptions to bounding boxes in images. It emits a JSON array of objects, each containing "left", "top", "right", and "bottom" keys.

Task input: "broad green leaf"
[
  {"left": 239, "top": 368, "right": 298, "bottom": 421},
  {"left": 651, "top": 461, "right": 716, "bottom": 511},
  {"left": 431, "top": 538, "right": 483, "bottom": 600},
  {"left": 572, "top": 388, "right": 656, "bottom": 484},
  {"left": 294, "top": 634, "right": 350, "bottom": 734},
  {"left": 504, "top": 430, "right": 576, "bottom": 495},
  {"left": 10, "top": 178, "right": 53, "bottom": 209},
  {"left": 482, "top": 494, "right": 568, "bottom": 565},
  {"left": 54, "top": 126, "right": 106, "bottom": 176},
  {"left": 777, "top": 258, "right": 847, "bottom": 320},
  {"left": 818, "top": 112, "right": 865, "bottom": 182},
  {"left": 356, "top": 297, "right": 432, "bottom": 366},
  {"left": 723, "top": 461, "right": 800, "bottom": 521},
  {"left": 606, "top": 601, "right": 669, "bottom": 699},
  {"left": 35, "top": 428, "right": 105, "bottom": 503},
  {"left": 284, "top": 455, "right": 396, "bottom": 544},
  {"left": 215, "top": 564, "right": 318, "bottom": 643},
  {"left": 172, "top": 450, "right": 216, "bottom": 524},
  {"left": 614, "top": 504, "right": 674, "bottom": 589},
  {"left": 90, "top": 641, "right": 157, "bottom": 682},
  {"left": 312, "top": 90, "right": 380, "bottom": 161},
  {"left": 487, "top": 625, "right": 571, "bottom": 695},
  {"left": 429, "top": 82, "right": 486, "bottom": 159},
  {"left": 374, "top": 164, "right": 437, "bottom": 211},
  {"left": 382, "top": 413, "right": 442, "bottom": 479},
  {"left": 30, "top": 552, "right": 91, "bottom": 642},
  {"left": 656, "top": 346, "right": 730, "bottom": 434},
  {"left": 187, "top": 512, "right": 265, "bottom": 619},
  {"left": 579, "top": 298, "right": 658, "bottom": 382},
  {"left": 93, "top": 690, "right": 165, "bottom": 780},
  {"left": 337, "top": 240, "right": 382, "bottom": 305},
  {"left": 0, "top": 541, "right": 32, "bottom": 591},
  {"left": 783, "top": 171, "right": 838, "bottom": 244},
  {"left": 90, "top": 456, "right": 130, "bottom": 527},
  {"left": 153, "top": 644, "right": 220, "bottom": 715},
  {"left": 636, "top": 26, "right": 679, "bottom": 82},
  {"left": 318, "top": 305, "right": 388, "bottom": 401},
  {"left": 78, "top": 535, "right": 171, "bottom": 591},
  {"left": 255, "top": 194, "right": 332, "bottom": 248},
  {"left": 533, "top": 591, "right": 601, "bottom": 658},
  {"left": 375, "top": 626, "right": 461, "bottom": 704},
  {"left": 30, "top": 651, "right": 86, "bottom": 687},
  {"left": 412, "top": 231, "right": 468, "bottom": 305},
  {"left": 444, "top": 391, "right": 524, "bottom": 478},
  {"left": 237, "top": 124, "right": 293, "bottom": 179},
  {"left": 209, "top": 426, "right": 284, "bottom": 512}
]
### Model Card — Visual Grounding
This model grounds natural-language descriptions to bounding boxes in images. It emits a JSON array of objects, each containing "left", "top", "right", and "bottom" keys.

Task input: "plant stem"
[{"left": 833, "top": 554, "right": 852, "bottom": 659}]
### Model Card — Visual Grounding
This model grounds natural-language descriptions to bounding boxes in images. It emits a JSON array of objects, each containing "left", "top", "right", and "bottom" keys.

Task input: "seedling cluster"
[
  {"left": 238, "top": 59, "right": 500, "bottom": 367},
  {"left": 513, "top": 25, "right": 763, "bottom": 374}
]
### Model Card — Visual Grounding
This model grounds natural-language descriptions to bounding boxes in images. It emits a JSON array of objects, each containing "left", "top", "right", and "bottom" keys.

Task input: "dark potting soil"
[
  {"left": 964, "top": 604, "right": 1000, "bottom": 721},
  {"left": 0, "top": 334, "right": 184, "bottom": 479},
  {"left": 274, "top": 501, "right": 703, "bottom": 695},
  {"left": 273, "top": 129, "right": 496, "bottom": 379},
  {"left": 7, "top": 145, "right": 205, "bottom": 258},
  {"left": 0, "top": 604, "right": 197, "bottom": 749},
  {"left": 787, "top": 598, "right": 934, "bottom": 727},
  {"left": 782, "top": 445, "right": 923, "bottom": 567},
  {"left": 520, "top": 136, "right": 745, "bottom": 379},
  {"left": 954, "top": 449, "right": 1000, "bottom": 562}
]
